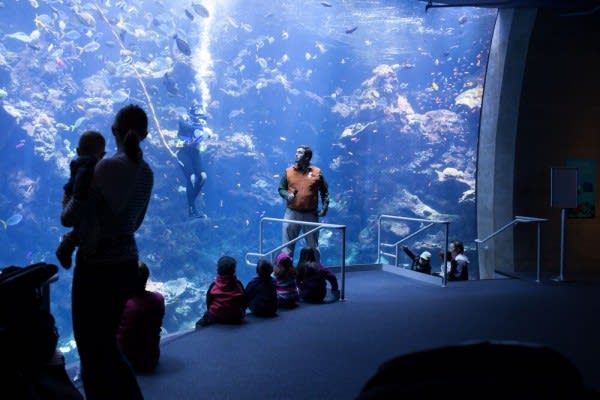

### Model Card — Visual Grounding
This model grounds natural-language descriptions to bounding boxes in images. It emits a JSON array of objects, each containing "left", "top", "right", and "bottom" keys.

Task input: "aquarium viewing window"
[{"left": 0, "top": 0, "right": 497, "bottom": 363}]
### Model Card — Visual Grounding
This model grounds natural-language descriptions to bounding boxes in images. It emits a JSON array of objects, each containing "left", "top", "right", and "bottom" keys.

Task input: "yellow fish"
[{"left": 432, "top": 82, "right": 439, "bottom": 90}]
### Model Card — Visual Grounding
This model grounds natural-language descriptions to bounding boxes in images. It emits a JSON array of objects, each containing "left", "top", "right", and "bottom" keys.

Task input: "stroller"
[{"left": 0, "top": 262, "right": 82, "bottom": 399}]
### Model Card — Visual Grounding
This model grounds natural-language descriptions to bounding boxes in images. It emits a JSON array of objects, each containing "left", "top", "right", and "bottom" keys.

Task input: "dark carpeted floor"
[{"left": 112, "top": 266, "right": 600, "bottom": 399}]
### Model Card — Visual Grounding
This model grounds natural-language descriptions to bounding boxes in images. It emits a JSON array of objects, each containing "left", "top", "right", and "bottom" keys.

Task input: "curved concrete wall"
[{"left": 477, "top": 9, "right": 537, "bottom": 279}]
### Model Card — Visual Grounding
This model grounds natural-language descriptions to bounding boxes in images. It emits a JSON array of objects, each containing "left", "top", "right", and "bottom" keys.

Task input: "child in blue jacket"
[{"left": 245, "top": 259, "right": 277, "bottom": 317}]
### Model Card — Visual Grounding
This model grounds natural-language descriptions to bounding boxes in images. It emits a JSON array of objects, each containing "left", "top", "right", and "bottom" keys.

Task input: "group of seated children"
[
  {"left": 115, "top": 248, "right": 341, "bottom": 373},
  {"left": 117, "top": 242, "right": 463, "bottom": 373},
  {"left": 402, "top": 240, "right": 469, "bottom": 281},
  {"left": 196, "top": 247, "right": 340, "bottom": 329}
]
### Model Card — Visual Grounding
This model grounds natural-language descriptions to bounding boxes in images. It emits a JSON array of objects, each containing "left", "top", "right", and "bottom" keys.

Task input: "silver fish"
[
  {"left": 4, "top": 31, "right": 34, "bottom": 43},
  {"left": 78, "top": 40, "right": 100, "bottom": 54},
  {"left": 72, "top": 7, "right": 96, "bottom": 27}
]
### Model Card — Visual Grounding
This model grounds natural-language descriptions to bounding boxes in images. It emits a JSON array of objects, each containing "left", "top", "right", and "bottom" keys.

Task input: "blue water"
[{"left": 0, "top": 0, "right": 496, "bottom": 363}]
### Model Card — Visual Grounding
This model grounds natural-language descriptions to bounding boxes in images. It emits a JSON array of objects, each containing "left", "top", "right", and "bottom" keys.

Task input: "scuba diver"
[{"left": 176, "top": 102, "right": 211, "bottom": 218}]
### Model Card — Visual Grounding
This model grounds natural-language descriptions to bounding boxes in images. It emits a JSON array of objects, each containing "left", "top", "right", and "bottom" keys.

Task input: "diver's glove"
[{"left": 317, "top": 204, "right": 328, "bottom": 218}]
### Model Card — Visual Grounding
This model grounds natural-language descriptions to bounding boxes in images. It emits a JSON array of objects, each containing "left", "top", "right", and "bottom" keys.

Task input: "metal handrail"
[
  {"left": 475, "top": 215, "right": 549, "bottom": 282},
  {"left": 245, "top": 217, "right": 347, "bottom": 300},
  {"left": 377, "top": 215, "right": 450, "bottom": 287}
]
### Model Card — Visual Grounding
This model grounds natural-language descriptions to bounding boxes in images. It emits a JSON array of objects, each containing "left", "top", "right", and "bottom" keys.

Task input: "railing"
[
  {"left": 43, "top": 273, "right": 59, "bottom": 312},
  {"left": 377, "top": 215, "right": 450, "bottom": 287},
  {"left": 475, "top": 216, "right": 549, "bottom": 283},
  {"left": 245, "top": 217, "right": 347, "bottom": 300}
]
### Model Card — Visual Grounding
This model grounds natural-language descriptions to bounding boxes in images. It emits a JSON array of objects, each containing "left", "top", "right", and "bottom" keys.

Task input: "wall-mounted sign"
[{"left": 566, "top": 159, "right": 596, "bottom": 218}]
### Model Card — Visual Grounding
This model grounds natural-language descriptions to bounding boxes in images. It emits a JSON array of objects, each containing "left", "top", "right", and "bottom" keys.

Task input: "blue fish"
[
  {"left": 163, "top": 73, "right": 179, "bottom": 95},
  {"left": 345, "top": 26, "right": 358, "bottom": 34},
  {"left": 185, "top": 9, "right": 194, "bottom": 21},
  {"left": 174, "top": 34, "right": 191, "bottom": 56}
]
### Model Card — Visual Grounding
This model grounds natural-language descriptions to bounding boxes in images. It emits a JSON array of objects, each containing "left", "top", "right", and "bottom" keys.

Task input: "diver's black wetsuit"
[{"left": 176, "top": 118, "right": 206, "bottom": 217}]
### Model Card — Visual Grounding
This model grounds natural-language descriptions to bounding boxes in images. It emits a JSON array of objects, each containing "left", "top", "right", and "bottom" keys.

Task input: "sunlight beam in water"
[{"left": 191, "top": 0, "right": 218, "bottom": 111}]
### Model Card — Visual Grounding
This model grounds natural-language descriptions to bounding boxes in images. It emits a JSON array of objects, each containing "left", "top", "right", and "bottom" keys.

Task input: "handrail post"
[
  {"left": 536, "top": 222, "right": 542, "bottom": 283},
  {"left": 558, "top": 208, "right": 567, "bottom": 282},
  {"left": 341, "top": 226, "right": 346, "bottom": 300},
  {"left": 259, "top": 218, "right": 265, "bottom": 256},
  {"left": 443, "top": 222, "right": 449, "bottom": 287},
  {"left": 377, "top": 215, "right": 382, "bottom": 264}
]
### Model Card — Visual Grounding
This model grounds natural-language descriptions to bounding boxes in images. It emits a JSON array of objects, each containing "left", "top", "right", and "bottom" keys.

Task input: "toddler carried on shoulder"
[{"left": 55, "top": 131, "right": 106, "bottom": 269}]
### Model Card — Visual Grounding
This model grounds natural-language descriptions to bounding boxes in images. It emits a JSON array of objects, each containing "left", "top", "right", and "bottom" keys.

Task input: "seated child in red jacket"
[
  {"left": 245, "top": 259, "right": 277, "bottom": 317},
  {"left": 117, "top": 261, "right": 165, "bottom": 373},
  {"left": 196, "top": 255, "right": 247, "bottom": 328},
  {"left": 296, "top": 247, "right": 340, "bottom": 304}
]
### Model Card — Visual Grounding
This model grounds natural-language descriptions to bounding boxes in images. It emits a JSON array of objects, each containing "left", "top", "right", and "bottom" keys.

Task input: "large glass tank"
[{"left": 0, "top": 0, "right": 496, "bottom": 363}]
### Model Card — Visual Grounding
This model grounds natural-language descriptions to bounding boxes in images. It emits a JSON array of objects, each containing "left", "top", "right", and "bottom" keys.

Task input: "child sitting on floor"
[
  {"left": 196, "top": 256, "right": 247, "bottom": 328},
  {"left": 117, "top": 261, "right": 165, "bottom": 373},
  {"left": 245, "top": 259, "right": 277, "bottom": 317},
  {"left": 274, "top": 252, "right": 299, "bottom": 309},
  {"left": 296, "top": 247, "right": 340, "bottom": 304}
]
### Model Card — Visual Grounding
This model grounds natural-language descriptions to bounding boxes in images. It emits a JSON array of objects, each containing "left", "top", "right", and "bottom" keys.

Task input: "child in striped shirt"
[{"left": 274, "top": 252, "right": 299, "bottom": 309}]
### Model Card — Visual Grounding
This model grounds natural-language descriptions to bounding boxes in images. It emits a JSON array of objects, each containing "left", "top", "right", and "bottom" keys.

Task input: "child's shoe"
[
  {"left": 331, "top": 289, "right": 341, "bottom": 301},
  {"left": 195, "top": 314, "right": 212, "bottom": 329}
]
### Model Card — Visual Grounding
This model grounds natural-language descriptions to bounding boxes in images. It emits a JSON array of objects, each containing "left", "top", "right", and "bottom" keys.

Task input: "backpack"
[
  {"left": 0, "top": 262, "right": 59, "bottom": 365},
  {"left": 0, "top": 263, "right": 84, "bottom": 400}
]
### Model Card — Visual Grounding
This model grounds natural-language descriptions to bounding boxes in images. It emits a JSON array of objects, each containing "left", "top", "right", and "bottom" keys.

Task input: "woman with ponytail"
[{"left": 61, "top": 104, "right": 154, "bottom": 400}]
